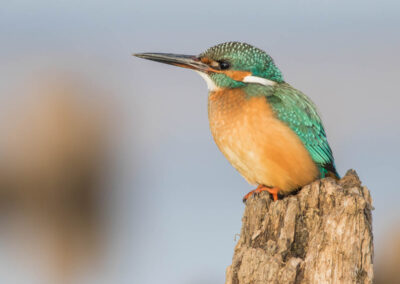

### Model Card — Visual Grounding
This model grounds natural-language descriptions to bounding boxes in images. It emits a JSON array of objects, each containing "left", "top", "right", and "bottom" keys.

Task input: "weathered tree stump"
[{"left": 226, "top": 170, "right": 373, "bottom": 284}]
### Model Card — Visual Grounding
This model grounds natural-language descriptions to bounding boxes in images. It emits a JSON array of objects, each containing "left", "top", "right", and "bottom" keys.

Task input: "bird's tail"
[
  {"left": 321, "top": 163, "right": 340, "bottom": 180},
  {"left": 325, "top": 170, "right": 340, "bottom": 180}
]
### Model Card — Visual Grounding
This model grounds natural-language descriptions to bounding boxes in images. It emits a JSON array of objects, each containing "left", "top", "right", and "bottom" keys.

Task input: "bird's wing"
[{"left": 266, "top": 84, "right": 337, "bottom": 177}]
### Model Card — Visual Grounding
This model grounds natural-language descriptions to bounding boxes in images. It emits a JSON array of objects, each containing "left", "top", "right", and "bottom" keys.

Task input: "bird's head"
[{"left": 134, "top": 42, "right": 284, "bottom": 91}]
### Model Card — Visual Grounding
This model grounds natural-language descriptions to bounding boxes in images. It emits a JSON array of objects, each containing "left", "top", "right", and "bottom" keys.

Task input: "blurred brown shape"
[
  {"left": 0, "top": 77, "right": 111, "bottom": 283},
  {"left": 375, "top": 229, "right": 400, "bottom": 284}
]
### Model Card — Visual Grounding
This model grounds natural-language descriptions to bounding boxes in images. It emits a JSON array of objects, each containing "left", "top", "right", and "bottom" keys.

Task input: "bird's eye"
[{"left": 219, "top": 61, "right": 230, "bottom": 70}]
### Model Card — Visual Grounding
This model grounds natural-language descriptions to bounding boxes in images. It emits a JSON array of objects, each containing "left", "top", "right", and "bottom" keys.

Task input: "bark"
[{"left": 225, "top": 170, "right": 373, "bottom": 284}]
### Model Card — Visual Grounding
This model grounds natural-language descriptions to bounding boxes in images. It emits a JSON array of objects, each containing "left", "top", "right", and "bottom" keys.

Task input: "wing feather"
[{"left": 265, "top": 84, "right": 338, "bottom": 177}]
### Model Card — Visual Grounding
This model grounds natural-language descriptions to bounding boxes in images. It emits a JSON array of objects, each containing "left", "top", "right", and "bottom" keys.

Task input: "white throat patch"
[
  {"left": 242, "top": 75, "right": 277, "bottom": 86},
  {"left": 195, "top": 71, "right": 218, "bottom": 91}
]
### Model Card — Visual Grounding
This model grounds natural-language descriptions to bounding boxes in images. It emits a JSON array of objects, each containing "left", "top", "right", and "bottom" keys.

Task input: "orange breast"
[{"left": 208, "top": 89, "right": 319, "bottom": 192}]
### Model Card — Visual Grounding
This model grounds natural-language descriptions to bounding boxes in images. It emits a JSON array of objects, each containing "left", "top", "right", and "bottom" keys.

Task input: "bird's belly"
[{"left": 208, "top": 89, "right": 319, "bottom": 192}]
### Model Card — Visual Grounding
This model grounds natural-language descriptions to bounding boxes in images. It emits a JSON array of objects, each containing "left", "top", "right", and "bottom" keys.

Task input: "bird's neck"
[
  {"left": 242, "top": 83, "right": 277, "bottom": 98},
  {"left": 207, "top": 83, "right": 278, "bottom": 99}
]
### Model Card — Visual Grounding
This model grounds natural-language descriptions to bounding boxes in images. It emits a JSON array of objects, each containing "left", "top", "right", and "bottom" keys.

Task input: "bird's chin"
[{"left": 195, "top": 71, "right": 219, "bottom": 92}]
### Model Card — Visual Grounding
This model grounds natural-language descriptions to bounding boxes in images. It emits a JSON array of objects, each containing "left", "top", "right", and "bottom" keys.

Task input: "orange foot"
[{"left": 242, "top": 185, "right": 280, "bottom": 203}]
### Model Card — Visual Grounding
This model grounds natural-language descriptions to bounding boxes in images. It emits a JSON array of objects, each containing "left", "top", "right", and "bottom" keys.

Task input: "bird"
[{"left": 134, "top": 42, "right": 339, "bottom": 202}]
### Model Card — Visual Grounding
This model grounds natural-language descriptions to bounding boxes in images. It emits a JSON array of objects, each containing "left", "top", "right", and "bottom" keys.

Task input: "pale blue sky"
[{"left": 1, "top": 1, "right": 399, "bottom": 283}]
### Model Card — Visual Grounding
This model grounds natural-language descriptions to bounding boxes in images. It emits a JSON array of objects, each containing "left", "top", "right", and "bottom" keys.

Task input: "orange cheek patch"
[{"left": 224, "top": 70, "right": 252, "bottom": 81}]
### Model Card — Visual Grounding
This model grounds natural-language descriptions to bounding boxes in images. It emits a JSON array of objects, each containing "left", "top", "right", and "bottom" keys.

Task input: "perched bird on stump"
[{"left": 134, "top": 42, "right": 339, "bottom": 202}]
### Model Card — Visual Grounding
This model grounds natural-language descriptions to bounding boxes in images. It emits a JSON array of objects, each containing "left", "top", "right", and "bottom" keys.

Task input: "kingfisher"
[{"left": 134, "top": 42, "right": 339, "bottom": 202}]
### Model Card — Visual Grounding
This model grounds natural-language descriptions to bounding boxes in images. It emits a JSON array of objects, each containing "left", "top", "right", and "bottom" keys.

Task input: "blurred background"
[{"left": 0, "top": 0, "right": 399, "bottom": 283}]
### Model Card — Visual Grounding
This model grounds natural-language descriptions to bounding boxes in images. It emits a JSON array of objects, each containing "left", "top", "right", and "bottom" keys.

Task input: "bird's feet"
[{"left": 242, "top": 185, "right": 280, "bottom": 202}]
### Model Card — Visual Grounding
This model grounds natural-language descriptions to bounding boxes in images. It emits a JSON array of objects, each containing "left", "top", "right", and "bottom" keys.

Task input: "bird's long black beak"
[{"left": 133, "top": 53, "right": 210, "bottom": 72}]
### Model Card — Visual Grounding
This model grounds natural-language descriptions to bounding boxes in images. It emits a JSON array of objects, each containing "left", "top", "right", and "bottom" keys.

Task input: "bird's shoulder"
[{"left": 244, "top": 83, "right": 337, "bottom": 176}]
